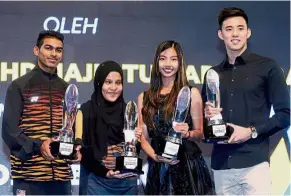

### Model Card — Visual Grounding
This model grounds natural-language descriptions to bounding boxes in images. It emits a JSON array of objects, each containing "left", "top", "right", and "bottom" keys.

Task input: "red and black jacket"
[{"left": 2, "top": 66, "right": 73, "bottom": 181}]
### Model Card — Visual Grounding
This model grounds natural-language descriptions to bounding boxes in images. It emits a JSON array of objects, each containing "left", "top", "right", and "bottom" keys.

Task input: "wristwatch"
[{"left": 250, "top": 126, "right": 258, "bottom": 139}]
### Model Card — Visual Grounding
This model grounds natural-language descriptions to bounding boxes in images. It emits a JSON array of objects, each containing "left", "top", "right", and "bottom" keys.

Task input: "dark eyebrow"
[
  {"left": 225, "top": 25, "right": 246, "bottom": 29},
  {"left": 159, "top": 55, "right": 178, "bottom": 58},
  {"left": 105, "top": 79, "right": 122, "bottom": 83},
  {"left": 43, "top": 44, "right": 64, "bottom": 50}
]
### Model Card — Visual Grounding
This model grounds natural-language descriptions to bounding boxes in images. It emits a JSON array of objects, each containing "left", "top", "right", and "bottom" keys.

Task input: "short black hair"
[
  {"left": 218, "top": 7, "right": 248, "bottom": 29},
  {"left": 36, "top": 30, "right": 64, "bottom": 48}
]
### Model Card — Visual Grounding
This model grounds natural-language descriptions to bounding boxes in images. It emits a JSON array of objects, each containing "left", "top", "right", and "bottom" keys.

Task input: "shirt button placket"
[{"left": 229, "top": 67, "right": 236, "bottom": 120}]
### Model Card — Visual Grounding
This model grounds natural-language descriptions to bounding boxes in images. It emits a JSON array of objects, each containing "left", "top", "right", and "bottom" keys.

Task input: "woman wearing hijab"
[{"left": 78, "top": 60, "right": 142, "bottom": 195}]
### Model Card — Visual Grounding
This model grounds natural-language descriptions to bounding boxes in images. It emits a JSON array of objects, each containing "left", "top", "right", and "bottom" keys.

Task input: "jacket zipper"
[{"left": 49, "top": 74, "right": 55, "bottom": 180}]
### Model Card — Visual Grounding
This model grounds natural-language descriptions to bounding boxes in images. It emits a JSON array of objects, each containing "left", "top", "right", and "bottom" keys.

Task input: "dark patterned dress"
[{"left": 144, "top": 94, "right": 215, "bottom": 195}]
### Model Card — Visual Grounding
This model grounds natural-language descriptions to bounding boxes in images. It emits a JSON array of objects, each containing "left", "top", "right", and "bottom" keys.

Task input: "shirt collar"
[
  {"left": 33, "top": 64, "right": 58, "bottom": 78},
  {"left": 221, "top": 49, "right": 251, "bottom": 68}
]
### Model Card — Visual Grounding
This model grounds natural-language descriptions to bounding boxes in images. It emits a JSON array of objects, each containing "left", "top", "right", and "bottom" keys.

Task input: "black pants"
[{"left": 13, "top": 179, "right": 71, "bottom": 195}]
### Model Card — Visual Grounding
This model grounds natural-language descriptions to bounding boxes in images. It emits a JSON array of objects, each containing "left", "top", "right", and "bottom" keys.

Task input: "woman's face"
[
  {"left": 102, "top": 71, "right": 123, "bottom": 102},
  {"left": 158, "top": 47, "right": 179, "bottom": 78}
]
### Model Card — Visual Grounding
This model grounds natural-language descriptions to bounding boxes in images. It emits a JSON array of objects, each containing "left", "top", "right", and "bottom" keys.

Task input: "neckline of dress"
[{"left": 160, "top": 93, "right": 170, "bottom": 96}]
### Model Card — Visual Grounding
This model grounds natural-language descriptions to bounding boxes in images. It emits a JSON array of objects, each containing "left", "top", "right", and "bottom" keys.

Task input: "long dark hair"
[{"left": 142, "top": 40, "right": 188, "bottom": 128}]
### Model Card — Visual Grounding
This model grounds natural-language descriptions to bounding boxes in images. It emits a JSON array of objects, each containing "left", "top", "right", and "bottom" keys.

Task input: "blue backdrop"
[{"left": 0, "top": 1, "right": 289, "bottom": 195}]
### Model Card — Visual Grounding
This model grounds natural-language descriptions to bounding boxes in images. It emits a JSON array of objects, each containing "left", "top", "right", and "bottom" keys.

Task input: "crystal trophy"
[
  {"left": 158, "top": 86, "right": 191, "bottom": 160},
  {"left": 116, "top": 101, "right": 144, "bottom": 175},
  {"left": 50, "top": 84, "right": 79, "bottom": 159},
  {"left": 204, "top": 69, "right": 232, "bottom": 144}
]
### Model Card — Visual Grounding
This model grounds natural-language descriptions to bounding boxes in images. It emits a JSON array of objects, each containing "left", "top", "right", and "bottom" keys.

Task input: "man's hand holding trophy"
[{"left": 50, "top": 84, "right": 82, "bottom": 162}]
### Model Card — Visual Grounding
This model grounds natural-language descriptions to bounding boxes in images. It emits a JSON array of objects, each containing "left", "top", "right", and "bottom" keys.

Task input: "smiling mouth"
[
  {"left": 108, "top": 93, "right": 118, "bottom": 96},
  {"left": 231, "top": 39, "right": 240, "bottom": 44},
  {"left": 48, "top": 58, "right": 57, "bottom": 62},
  {"left": 162, "top": 67, "right": 174, "bottom": 73}
]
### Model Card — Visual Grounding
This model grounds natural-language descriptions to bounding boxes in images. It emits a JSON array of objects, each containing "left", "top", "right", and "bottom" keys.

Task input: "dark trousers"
[
  {"left": 79, "top": 164, "right": 90, "bottom": 195},
  {"left": 13, "top": 179, "right": 71, "bottom": 195}
]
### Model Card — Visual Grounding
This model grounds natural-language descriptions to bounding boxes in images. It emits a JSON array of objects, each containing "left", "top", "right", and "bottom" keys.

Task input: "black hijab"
[{"left": 81, "top": 60, "right": 125, "bottom": 161}]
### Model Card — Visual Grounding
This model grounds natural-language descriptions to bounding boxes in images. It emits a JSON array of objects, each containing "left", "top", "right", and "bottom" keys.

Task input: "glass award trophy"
[
  {"left": 204, "top": 69, "right": 232, "bottom": 144},
  {"left": 158, "top": 86, "right": 191, "bottom": 160},
  {"left": 50, "top": 84, "right": 79, "bottom": 159},
  {"left": 116, "top": 101, "right": 144, "bottom": 175}
]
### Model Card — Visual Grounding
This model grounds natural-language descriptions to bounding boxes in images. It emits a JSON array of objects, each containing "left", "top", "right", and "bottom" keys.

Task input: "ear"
[
  {"left": 218, "top": 30, "right": 224, "bottom": 41},
  {"left": 33, "top": 46, "right": 39, "bottom": 56},
  {"left": 247, "top": 28, "right": 252, "bottom": 39}
]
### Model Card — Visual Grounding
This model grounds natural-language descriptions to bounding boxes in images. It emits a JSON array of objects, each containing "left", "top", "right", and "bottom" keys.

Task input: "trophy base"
[
  {"left": 50, "top": 141, "right": 77, "bottom": 160},
  {"left": 203, "top": 124, "right": 234, "bottom": 144},
  {"left": 161, "top": 153, "right": 177, "bottom": 160},
  {"left": 156, "top": 140, "right": 180, "bottom": 160},
  {"left": 116, "top": 156, "right": 144, "bottom": 175}
]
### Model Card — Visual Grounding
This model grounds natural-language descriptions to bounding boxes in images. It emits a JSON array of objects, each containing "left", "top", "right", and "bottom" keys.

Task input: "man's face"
[
  {"left": 218, "top": 16, "right": 251, "bottom": 53},
  {"left": 33, "top": 37, "right": 63, "bottom": 71}
]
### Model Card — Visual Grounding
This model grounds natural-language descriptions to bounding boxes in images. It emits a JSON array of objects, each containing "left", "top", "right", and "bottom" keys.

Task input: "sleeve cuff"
[
  {"left": 75, "top": 138, "right": 83, "bottom": 146},
  {"left": 100, "top": 167, "right": 109, "bottom": 178},
  {"left": 33, "top": 139, "right": 44, "bottom": 155},
  {"left": 255, "top": 124, "right": 267, "bottom": 135}
]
